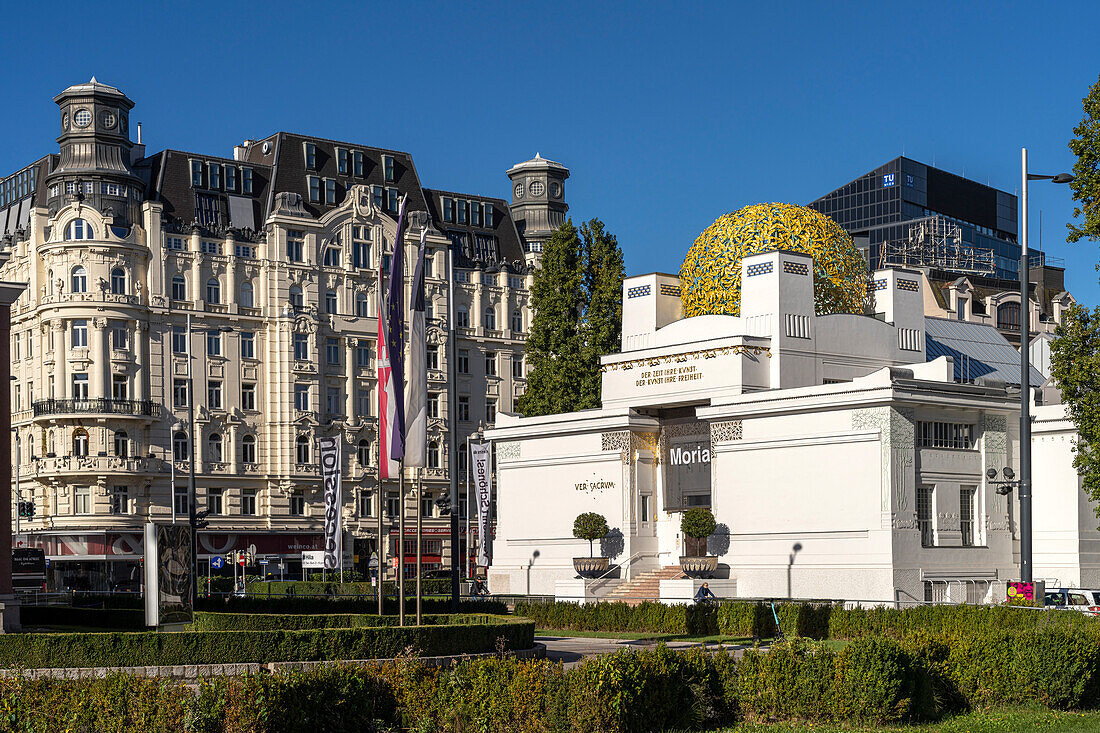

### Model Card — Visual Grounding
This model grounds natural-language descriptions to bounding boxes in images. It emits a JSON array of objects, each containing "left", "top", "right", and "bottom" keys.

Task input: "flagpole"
[
  {"left": 447, "top": 244, "right": 460, "bottom": 611},
  {"left": 465, "top": 434, "right": 471, "bottom": 579},
  {"left": 416, "top": 467, "right": 422, "bottom": 624},
  {"left": 398, "top": 463, "right": 405, "bottom": 626}
]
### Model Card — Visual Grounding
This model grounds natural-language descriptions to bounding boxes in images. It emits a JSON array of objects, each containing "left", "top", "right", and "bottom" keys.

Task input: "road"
[{"left": 536, "top": 635, "right": 762, "bottom": 668}]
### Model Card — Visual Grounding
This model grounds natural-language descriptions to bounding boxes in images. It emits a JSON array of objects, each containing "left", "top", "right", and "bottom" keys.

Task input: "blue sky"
[{"left": 2, "top": 1, "right": 1099, "bottom": 302}]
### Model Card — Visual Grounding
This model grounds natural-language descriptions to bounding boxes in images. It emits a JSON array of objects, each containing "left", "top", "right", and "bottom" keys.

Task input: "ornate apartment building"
[{"left": 0, "top": 79, "right": 570, "bottom": 590}]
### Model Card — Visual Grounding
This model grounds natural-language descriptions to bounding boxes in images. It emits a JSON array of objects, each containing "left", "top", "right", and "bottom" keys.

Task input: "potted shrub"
[
  {"left": 680, "top": 507, "right": 718, "bottom": 577},
  {"left": 572, "top": 512, "right": 610, "bottom": 578}
]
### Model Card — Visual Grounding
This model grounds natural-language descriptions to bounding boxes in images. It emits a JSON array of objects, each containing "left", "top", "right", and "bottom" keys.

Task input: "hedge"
[
  {"left": 512, "top": 600, "right": 717, "bottom": 635},
  {"left": 826, "top": 603, "right": 1094, "bottom": 639},
  {"left": 196, "top": 594, "right": 507, "bottom": 616},
  {"left": 190, "top": 612, "right": 495, "bottom": 632},
  {"left": 250, "top": 579, "right": 452, "bottom": 597},
  {"left": 0, "top": 617, "right": 534, "bottom": 669}
]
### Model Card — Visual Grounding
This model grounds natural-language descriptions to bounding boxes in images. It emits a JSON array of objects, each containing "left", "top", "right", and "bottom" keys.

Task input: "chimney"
[
  {"left": 871, "top": 267, "right": 925, "bottom": 355},
  {"left": 132, "top": 122, "right": 145, "bottom": 161},
  {"left": 234, "top": 140, "right": 253, "bottom": 161}
]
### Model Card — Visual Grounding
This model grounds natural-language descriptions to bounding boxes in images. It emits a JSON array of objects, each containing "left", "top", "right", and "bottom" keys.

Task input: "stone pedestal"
[
  {"left": 554, "top": 578, "right": 623, "bottom": 605},
  {"left": 0, "top": 597, "right": 20, "bottom": 633},
  {"left": 659, "top": 578, "right": 737, "bottom": 605}
]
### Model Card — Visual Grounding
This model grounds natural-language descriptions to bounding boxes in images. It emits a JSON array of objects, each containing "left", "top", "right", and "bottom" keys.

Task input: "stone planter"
[
  {"left": 573, "top": 557, "right": 610, "bottom": 578},
  {"left": 679, "top": 556, "right": 718, "bottom": 578}
]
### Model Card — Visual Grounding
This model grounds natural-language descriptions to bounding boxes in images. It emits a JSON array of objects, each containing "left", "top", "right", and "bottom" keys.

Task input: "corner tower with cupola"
[{"left": 506, "top": 153, "right": 569, "bottom": 268}]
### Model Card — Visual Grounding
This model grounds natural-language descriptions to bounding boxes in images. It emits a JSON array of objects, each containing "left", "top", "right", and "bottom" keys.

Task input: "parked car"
[
  {"left": 1044, "top": 588, "right": 1100, "bottom": 616},
  {"left": 420, "top": 569, "right": 452, "bottom": 580}
]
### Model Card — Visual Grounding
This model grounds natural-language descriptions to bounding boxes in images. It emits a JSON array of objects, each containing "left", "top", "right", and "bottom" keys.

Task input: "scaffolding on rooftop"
[{"left": 878, "top": 216, "right": 995, "bottom": 277}]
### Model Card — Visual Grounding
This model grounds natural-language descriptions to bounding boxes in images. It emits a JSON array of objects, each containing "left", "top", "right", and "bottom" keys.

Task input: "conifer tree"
[{"left": 577, "top": 219, "right": 626, "bottom": 409}]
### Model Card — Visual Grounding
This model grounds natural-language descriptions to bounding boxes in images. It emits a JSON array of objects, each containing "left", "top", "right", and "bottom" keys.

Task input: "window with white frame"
[
  {"left": 74, "top": 485, "right": 91, "bottom": 514},
  {"left": 960, "top": 486, "right": 976, "bottom": 547},
  {"left": 486, "top": 399, "right": 497, "bottom": 423},
  {"left": 110, "top": 268, "right": 126, "bottom": 295},
  {"left": 207, "top": 488, "right": 224, "bottom": 515},
  {"left": 241, "top": 331, "right": 255, "bottom": 359},
  {"left": 171, "top": 275, "right": 187, "bottom": 300},
  {"left": 66, "top": 219, "right": 94, "bottom": 241},
  {"left": 308, "top": 176, "right": 321, "bottom": 203},
  {"left": 457, "top": 349, "right": 469, "bottom": 374},
  {"left": 207, "top": 331, "right": 222, "bottom": 357},
  {"left": 325, "top": 290, "right": 337, "bottom": 314},
  {"left": 241, "top": 489, "right": 257, "bottom": 516},
  {"left": 485, "top": 351, "right": 497, "bottom": 376},
  {"left": 242, "top": 434, "right": 257, "bottom": 464},
  {"left": 71, "top": 266, "right": 88, "bottom": 293},
  {"left": 293, "top": 333, "right": 308, "bottom": 360},
  {"left": 295, "top": 436, "right": 310, "bottom": 464},
  {"left": 208, "top": 433, "right": 223, "bottom": 462},
  {"left": 917, "top": 486, "right": 934, "bottom": 547},
  {"left": 457, "top": 396, "right": 470, "bottom": 422},
  {"left": 113, "top": 430, "right": 129, "bottom": 457},
  {"left": 240, "top": 281, "right": 254, "bottom": 308},
  {"left": 241, "top": 383, "right": 256, "bottom": 410},
  {"left": 357, "top": 439, "right": 370, "bottom": 466},
  {"left": 428, "top": 393, "right": 440, "bottom": 418},
  {"left": 173, "top": 380, "right": 188, "bottom": 408},
  {"left": 206, "top": 277, "right": 221, "bottom": 303},
  {"left": 358, "top": 489, "right": 373, "bottom": 517},
  {"left": 287, "top": 230, "right": 304, "bottom": 262},
  {"left": 208, "top": 380, "right": 222, "bottom": 410},
  {"left": 173, "top": 431, "right": 189, "bottom": 461},
  {"left": 294, "top": 384, "right": 309, "bottom": 411},
  {"left": 456, "top": 304, "right": 469, "bottom": 328},
  {"left": 111, "top": 485, "right": 130, "bottom": 515},
  {"left": 290, "top": 490, "right": 305, "bottom": 515},
  {"left": 71, "top": 320, "right": 88, "bottom": 348}
]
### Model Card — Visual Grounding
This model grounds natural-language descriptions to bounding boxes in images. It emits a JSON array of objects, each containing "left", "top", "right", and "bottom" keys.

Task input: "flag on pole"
[
  {"left": 387, "top": 194, "right": 409, "bottom": 463},
  {"left": 404, "top": 225, "right": 428, "bottom": 467},
  {"left": 377, "top": 194, "right": 408, "bottom": 479}
]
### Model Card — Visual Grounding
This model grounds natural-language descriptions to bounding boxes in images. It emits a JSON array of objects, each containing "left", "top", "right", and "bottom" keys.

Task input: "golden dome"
[{"left": 679, "top": 203, "right": 867, "bottom": 317}]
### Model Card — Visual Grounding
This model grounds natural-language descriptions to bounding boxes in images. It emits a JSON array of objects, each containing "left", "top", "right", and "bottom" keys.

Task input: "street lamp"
[{"left": 1019, "top": 148, "right": 1073, "bottom": 583}]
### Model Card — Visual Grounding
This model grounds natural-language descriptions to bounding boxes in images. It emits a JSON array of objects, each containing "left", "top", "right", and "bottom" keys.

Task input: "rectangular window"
[
  {"left": 917, "top": 486, "right": 934, "bottom": 548},
  {"left": 917, "top": 422, "right": 974, "bottom": 450},
  {"left": 457, "top": 349, "right": 469, "bottom": 374},
  {"left": 457, "top": 396, "right": 470, "bottom": 422},
  {"left": 486, "top": 399, "right": 496, "bottom": 423},
  {"left": 427, "top": 345, "right": 439, "bottom": 370},
  {"left": 337, "top": 148, "right": 349, "bottom": 175},
  {"left": 111, "top": 324, "right": 128, "bottom": 351},
  {"left": 471, "top": 202, "right": 482, "bottom": 226},
  {"left": 74, "top": 486, "right": 91, "bottom": 515},
  {"left": 512, "top": 355, "right": 524, "bottom": 379},
  {"left": 357, "top": 388, "right": 370, "bottom": 416},
  {"left": 207, "top": 488, "right": 224, "bottom": 516},
  {"left": 383, "top": 154, "right": 395, "bottom": 182},
  {"left": 352, "top": 227, "right": 370, "bottom": 268},
  {"left": 200, "top": 240, "right": 222, "bottom": 255},
  {"left": 241, "top": 489, "right": 257, "bottom": 516},
  {"left": 372, "top": 185, "right": 384, "bottom": 210},
  {"left": 421, "top": 491, "right": 434, "bottom": 516},
  {"left": 443, "top": 197, "right": 454, "bottom": 222},
  {"left": 241, "top": 331, "right": 255, "bottom": 359},
  {"left": 172, "top": 327, "right": 186, "bottom": 354},
  {"left": 167, "top": 236, "right": 186, "bottom": 251},
  {"left": 208, "top": 162, "right": 221, "bottom": 190},
  {"left": 326, "top": 387, "right": 340, "bottom": 415},
  {"left": 190, "top": 159, "right": 203, "bottom": 187},
  {"left": 353, "top": 151, "right": 365, "bottom": 177},
  {"left": 208, "top": 380, "right": 223, "bottom": 410},
  {"left": 387, "top": 187, "right": 399, "bottom": 212},
  {"left": 356, "top": 344, "right": 371, "bottom": 368},
  {"left": 234, "top": 244, "right": 254, "bottom": 258},
  {"left": 457, "top": 199, "right": 468, "bottom": 224},
  {"left": 241, "top": 383, "right": 256, "bottom": 410},
  {"left": 111, "top": 486, "right": 129, "bottom": 515},
  {"left": 290, "top": 490, "right": 305, "bottom": 516},
  {"left": 509, "top": 276, "right": 523, "bottom": 290},
  {"left": 325, "top": 178, "right": 337, "bottom": 204},
  {"left": 326, "top": 337, "right": 340, "bottom": 365},
  {"left": 455, "top": 270, "right": 470, "bottom": 283},
  {"left": 386, "top": 491, "right": 400, "bottom": 518},
  {"left": 307, "top": 176, "right": 321, "bottom": 203},
  {"left": 358, "top": 489, "right": 373, "bottom": 517},
  {"left": 304, "top": 142, "right": 317, "bottom": 169},
  {"left": 241, "top": 167, "right": 253, "bottom": 195},
  {"left": 325, "top": 290, "right": 337, "bottom": 313},
  {"left": 112, "top": 375, "right": 128, "bottom": 401},
  {"left": 485, "top": 351, "right": 497, "bottom": 377},
  {"left": 323, "top": 246, "right": 342, "bottom": 267},
  {"left": 427, "top": 392, "right": 440, "bottom": 418},
  {"left": 294, "top": 384, "right": 309, "bottom": 411},
  {"left": 174, "top": 488, "right": 189, "bottom": 515},
  {"left": 71, "top": 319, "right": 88, "bottom": 348},
  {"left": 287, "top": 230, "right": 304, "bottom": 262},
  {"left": 207, "top": 331, "right": 222, "bottom": 357},
  {"left": 960, "top": 486, "right": 976, "bottom": 547},
  {"left": 293, "top": 334, "right": 309, "bottom": 360},
  {"left": 224, "top": 165, "right": 237, "bottom": 192},
  {"left": 173, "top": 379, "right": 188, "bottom": 407}
]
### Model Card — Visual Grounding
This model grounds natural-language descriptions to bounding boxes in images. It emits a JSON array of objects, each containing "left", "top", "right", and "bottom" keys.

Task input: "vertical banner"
[
  {"left": 319, "top": 436, "right": 343, "bottom": 570},
  {"left": 471, "top": 442, "right": 492, "bottom": 567},
  {"left": 404, "top": 226, "right": 428, "bottom": 467}
]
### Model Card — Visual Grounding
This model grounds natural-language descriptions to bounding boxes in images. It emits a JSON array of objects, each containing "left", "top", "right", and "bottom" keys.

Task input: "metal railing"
[{"left": 32, "top": 398, "right": 160, "bottom": 418}]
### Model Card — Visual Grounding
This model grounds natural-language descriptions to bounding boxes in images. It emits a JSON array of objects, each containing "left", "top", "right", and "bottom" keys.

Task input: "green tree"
[
  {"left": 518, "top": 218, "right": 625, "bottom": 417},
  {"left": 572, "top": 512, "right": 609, "bottom": 557},
  {"left": 1068, "top": 75, "right": 1100, "bottom": 244},
  {"left": 1052, "top": 76, "right": 1100, "bottom": 524}
]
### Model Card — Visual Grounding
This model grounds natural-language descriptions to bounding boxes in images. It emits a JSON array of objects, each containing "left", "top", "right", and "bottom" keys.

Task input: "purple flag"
[{"left": 387, "top": 194, "right": 408, "bottom": 462}]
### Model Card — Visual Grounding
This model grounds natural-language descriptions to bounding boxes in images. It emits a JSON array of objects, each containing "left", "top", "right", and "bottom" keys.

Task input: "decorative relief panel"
[
  {"left": 710, "top": 420, "right": 743, "bottom": 448},
  {"left": 852, "top": 407, "right": 915, "bottom": 521},
  {"left": 496, "top": 442, "right": 520, "bottom": 461}
]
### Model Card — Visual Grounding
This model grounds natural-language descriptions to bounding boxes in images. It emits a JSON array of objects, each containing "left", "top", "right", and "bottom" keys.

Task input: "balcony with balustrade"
[{"left": 32, "top": 398, "right": 161, "bottom": 421}]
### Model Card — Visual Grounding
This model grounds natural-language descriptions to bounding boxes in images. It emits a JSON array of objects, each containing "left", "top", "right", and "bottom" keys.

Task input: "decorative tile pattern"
[
  {"left": 896, "top": 278, "right": 919, "bottom": 292},
  {"left": 782, "top": 260, "right": 808, "bottom": 276},
  {"left": 659, "top": 283, "right": 682, "bottom": 297},
  {"left": 710, "top": 420, "right": 743, "bottom": 445},
  {"left": 745, "top": 261, "right": 774, "bottom": 277},
  {"left": 627, "top": 284, "right": 651, "bottom": 299},
  {"left": 496, "top": 442, "right": 520, "bottom": 460},
  {"left": 872, "top": 279, "right": 888, "bottom": 291}
]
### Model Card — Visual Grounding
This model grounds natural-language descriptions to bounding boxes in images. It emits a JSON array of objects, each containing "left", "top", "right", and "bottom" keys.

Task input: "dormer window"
[
  {"left": 190, "top": 160, "right": 203, "bottom": 187},
  {"left": 304, "top": 142, "right": 317, "bottom": 170},
  {"left": 472, "top": 202, "right": 482, "bottom": 227},
  {"left": 484, "top": 204, "right": 494, "bottom": 228},
  {"left": 383, "top": 155, "right": 395, "bottom": 182},
  {"left": 224, "top": 165, "right": 237, "bottom": 192},
  {"left": 353, "top": 151, "right": 365, "bottom": 177},
  {"left": 443, "top": 197, "right": 454, "bottom": 223},
  {"left": 241, "top": 167, "right": 253, "bottom": 195},
  {"left": 208, "top": 163, "right": 221, "bottom": 190},
  {"left": 337, "top": 148, "right": 349, "bottom": 175}
]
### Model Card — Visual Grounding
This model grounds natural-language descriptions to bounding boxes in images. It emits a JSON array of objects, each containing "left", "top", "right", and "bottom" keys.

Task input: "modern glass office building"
[{"left": 808, "top": 157, "right": 1035, "bottom": 282}]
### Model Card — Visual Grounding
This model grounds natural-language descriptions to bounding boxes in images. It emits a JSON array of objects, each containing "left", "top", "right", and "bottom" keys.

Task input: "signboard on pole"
[
  {"left": 302, "top": 550, "right": 325, "bottom": 569},
  {"left": 210, "top": 556, "right": 225, "bottom": 570},
  {"left": 12, "top": 548, "right": 46, "bottom": 591},
  {"left": 318, "top": 435, "right": 343, "bottom": 570},
  {"left": 471, "top": 442, "right": 492, "bottom": 567},
  {"left": 144, "top": 522, "right": 193, "bottom": 627}
]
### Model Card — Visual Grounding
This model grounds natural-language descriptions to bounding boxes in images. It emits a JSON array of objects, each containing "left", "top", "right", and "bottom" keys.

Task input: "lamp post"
[{"left": 1019, "top": 148, "right": 1073, "bottom": 583}]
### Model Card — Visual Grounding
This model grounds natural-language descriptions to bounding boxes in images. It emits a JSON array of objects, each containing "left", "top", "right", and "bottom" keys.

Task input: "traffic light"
[
  {"left": 434, "top": 495, "right": 452, "bottom": 515},
  {"left": 194, "top": 509, "right": 211, "bottom": 529},
  {"left": 17, "top": 501, "right": 35, "bottom": 519}
]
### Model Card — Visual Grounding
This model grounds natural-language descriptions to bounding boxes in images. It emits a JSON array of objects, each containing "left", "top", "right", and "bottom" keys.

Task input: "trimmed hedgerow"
[
  {"left": 0, "top": 618, "right": 534, "bottom": 669},
  {"left": 190, "top": 612, "right": 499, "bottom": 632},
  {"left": 827, "top": 603, "right": 1095, "bottom": 639},
  {"left": 512, "top": 600, "right": 717, "bottom": 635},
  {"left": 250, "top": 579, "right": 453, "bottom": 597},
  {"left": 715, "top": 601, "right": 832, "bottom": 639},
  {"left": 196, "top": 594, "right": 508, "bottom": 616}
]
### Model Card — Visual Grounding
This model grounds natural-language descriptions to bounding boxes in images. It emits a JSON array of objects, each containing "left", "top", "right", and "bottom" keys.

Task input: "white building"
[{"left": 486, "top": 248, "right": 1087, "bottom": 604}]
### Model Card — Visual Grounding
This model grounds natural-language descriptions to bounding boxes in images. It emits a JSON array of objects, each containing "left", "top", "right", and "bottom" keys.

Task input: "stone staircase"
[{"left": 604, "top": 566, "right": 684, "bottom": 605}]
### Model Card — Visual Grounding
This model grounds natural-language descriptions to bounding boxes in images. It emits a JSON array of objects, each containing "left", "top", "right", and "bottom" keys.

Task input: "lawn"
[{"left": 703, "top": 706, "right": 1100, "bottom": 732}]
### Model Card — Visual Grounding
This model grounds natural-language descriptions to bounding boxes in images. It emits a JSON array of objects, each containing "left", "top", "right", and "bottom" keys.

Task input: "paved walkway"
[{"left": 536, "top": 635, "right": 761, "bottom": 668}]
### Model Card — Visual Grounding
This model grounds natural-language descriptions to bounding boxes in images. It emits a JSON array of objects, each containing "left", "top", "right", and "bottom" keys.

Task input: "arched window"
[
  {"left": 171, "top": 275, "right": 187, "bottom": 301},
  {"left": 483, "top": 306, "right": 496, "bottom": 330},
  {"left": 296, "top": 435, "right": 310, "bottom": 464},
  {"left": 355, "top": 292, "right": 369, "bottom": 317},
  {"left": 65, "top": 219, "right": 94, "bottom": 241},
  {"left": 72, "top": 428, "right": 89, "bottom": 457},
  {"left": 511, "top": 309, "right": 523, "bottom": 332},
  {"left": 114, "top": 430, "right": 128, "bottom": 458},
  {"left": 357, "top": 439, "right": 370, "bottom": 466},
  {"left": 71, "top": 266, "right": 87, "bottom": 293},
  {"left": 206, "top": 277, "right": 220, "bottom": 303},
  {"left": 242, "top": 434, "right": 257, "bottom": 464},
  {"left": 47, "top": 269, "right": 53, "bottom": 295},
  {"left": 208, "top": 433, "right": 223, "bottom": 463},
  {"left": 173, "top": 431, "right": 189, "bottom": 461},
  {"left": 997, "top": 302, "right": 1021, "bottom": 331},
  {"left": 456, "top": 304, "right": 470, "bottom": 328},
  {"left": 110, "top": 268, "right": 126, "bottom": 295},
  {"left": 240, "top": 281, "right": 254, "bottom": 308},
  {"left": 289, "top": 285, "right": 303, "bottom": 309},
  {"left": 428, "top": 441, "right": 440, "bottom": 469}
]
